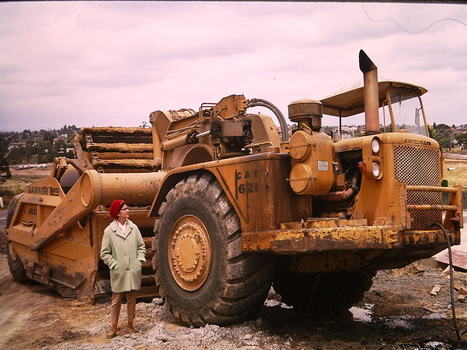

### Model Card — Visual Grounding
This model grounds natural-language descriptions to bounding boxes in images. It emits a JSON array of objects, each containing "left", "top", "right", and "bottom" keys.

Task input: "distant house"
[
  {"left": 7, "top": 140, "right": 27, "bottom": 151},
  {"left": 53, "top": 134, "right": 68, "bottom": 144}
]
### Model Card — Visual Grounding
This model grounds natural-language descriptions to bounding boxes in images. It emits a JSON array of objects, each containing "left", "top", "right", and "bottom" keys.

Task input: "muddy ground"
[
  {"left": 1, "top": 231, "right": 467, "bottom": 350},
  {"left": 1, "top": 161, "right": 467, "bottom": 349}
]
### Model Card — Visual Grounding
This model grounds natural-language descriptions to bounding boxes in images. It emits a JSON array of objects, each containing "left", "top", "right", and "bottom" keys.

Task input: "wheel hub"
[{"left": 169, "top": 216, "right": 212, "bottom": 291}]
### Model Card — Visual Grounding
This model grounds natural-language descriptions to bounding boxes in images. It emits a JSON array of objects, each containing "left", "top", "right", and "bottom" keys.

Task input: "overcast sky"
[{"left": 1, "top": 1, "right": 466, "bottom": 132}]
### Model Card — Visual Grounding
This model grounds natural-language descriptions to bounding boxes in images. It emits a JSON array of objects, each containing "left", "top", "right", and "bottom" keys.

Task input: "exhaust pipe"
[{"left": 359, "top": 50, "right": 380, "bottom": 134}]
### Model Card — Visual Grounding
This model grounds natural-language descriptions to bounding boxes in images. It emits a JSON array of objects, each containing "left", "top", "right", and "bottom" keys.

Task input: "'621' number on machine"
[
  {"left": 235, "top": 169, "right": 260, "bottom": 195},
  {"left": 238, "top": 182, "right": 259, "bottom": 194}
]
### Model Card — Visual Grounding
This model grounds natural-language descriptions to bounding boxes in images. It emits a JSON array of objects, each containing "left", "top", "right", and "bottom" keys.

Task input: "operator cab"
[{"left": 321, "top": 80, "right": 429, "bottom": 137}]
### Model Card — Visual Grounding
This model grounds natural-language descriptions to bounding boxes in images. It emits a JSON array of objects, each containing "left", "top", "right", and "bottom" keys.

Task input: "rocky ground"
[
  {"left": 1, "top": 237, "right": 467, "bottom": 350},
  {"left": 1, "top": 159, "right": 466, "bottom": 349}
]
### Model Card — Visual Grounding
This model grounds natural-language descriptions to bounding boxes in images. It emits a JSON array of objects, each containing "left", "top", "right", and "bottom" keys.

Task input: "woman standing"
[{"left": 100, "top": 200, "right": 146, "bottom": 339}]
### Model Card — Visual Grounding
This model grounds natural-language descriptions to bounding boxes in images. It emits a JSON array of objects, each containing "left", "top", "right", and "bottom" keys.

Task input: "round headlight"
[
  {"left": 371, "top": 138, "right": 381, "bottom": 154},
  {"left": 372, "top": 163, "right": 380, "bottom": 178}
]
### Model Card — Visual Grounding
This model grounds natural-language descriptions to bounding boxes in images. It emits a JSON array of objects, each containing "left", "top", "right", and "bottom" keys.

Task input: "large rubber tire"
[
  {"left": 6, "top": 242, "right": 28, "bottom": 282},
  {"left": 273, "top": 270, "right": 375, "bottom": 315},
  {"left": 6, "top": 193, "right": 28, "bottom": 282},
  {"left": 153, "top": 173, "right": 275, "bottom": 327},
  {"left": 6, "top": 193, "right": 23, "bottom": 229}
]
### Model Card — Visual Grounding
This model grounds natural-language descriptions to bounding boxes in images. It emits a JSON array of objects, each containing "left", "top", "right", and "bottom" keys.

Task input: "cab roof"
[{"left": 320, "top": 80, "right": 428, "bottom": 118}]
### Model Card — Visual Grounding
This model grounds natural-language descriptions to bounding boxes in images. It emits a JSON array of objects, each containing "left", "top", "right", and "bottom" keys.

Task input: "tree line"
[
  {"left": 431, "top": 123, "right": 467, "bottom": 150},
  {"left": 1, "top": 123, "right": 466, "bottom": 181},
  {"left": 0, "top": 125, "right": 78, "bottom": 180}
]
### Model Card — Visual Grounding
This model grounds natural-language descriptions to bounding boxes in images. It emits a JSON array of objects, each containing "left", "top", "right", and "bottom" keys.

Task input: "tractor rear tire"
[
  {"left": 153, "top": 173, "right": 275, "bottom": 327},
  {"left": 273, "top": 270, "right": 375, "bottom": 314},
  {"left": 6, "top": 242, "right": 28, "bottom": 282},
  {"left": 6, "top": 193, "right": 28, "bottom": 282}
]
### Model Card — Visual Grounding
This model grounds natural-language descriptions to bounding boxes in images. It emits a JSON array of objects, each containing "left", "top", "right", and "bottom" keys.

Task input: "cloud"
[{"left": 0, "top": 2, "right": 466, "bottom": 131}]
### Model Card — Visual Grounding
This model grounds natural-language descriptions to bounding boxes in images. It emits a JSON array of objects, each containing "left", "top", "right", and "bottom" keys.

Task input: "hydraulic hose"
[
  {"left": 249, "top": 98, "right": 289, "bottom": 142},
  {"left": 430, "top": 222, "right": 467, "bottom": 340}
]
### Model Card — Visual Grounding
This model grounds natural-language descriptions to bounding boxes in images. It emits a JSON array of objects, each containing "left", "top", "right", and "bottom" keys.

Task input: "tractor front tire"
[{"left": 153, "top": 173, "right": 275, "bottom": 327}]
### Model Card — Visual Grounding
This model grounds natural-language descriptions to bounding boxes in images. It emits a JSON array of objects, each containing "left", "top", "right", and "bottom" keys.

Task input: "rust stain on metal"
[{"left": 242, "top": 225, "right": 401, "bottom": 253}]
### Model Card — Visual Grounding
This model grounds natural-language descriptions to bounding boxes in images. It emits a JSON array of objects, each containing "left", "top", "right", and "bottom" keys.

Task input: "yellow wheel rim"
[{"left": 168, "top": 215, "right": 212, "bottom": 291}]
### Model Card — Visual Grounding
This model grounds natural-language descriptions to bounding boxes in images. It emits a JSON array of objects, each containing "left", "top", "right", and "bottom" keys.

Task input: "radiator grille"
[{"left": 393, "top": 145, "right": 442, "bottom": 229}]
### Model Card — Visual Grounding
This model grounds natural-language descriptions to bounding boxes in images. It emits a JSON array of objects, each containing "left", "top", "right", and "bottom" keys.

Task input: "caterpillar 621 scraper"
[{"left": 6, "top": 50, "right": 463, "bottom": 326}]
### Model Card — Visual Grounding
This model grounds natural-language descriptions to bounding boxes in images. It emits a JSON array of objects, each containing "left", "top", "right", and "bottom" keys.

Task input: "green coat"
[{"left": 100, "top": 219, "right": 146, "bottom": 293}]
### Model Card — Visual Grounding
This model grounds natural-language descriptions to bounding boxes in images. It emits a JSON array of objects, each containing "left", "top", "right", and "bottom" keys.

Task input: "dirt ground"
[
  {"left": 1, "top": 162, "right": 467, "bottom": 349},
  {"left": 1, "top": 237, "right": 467, "bottom": 350}
]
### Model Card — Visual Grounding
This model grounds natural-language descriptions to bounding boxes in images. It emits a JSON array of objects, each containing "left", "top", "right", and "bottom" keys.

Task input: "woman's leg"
[
  {"left": 126, "top": 290, "right": 138, "bottom": 332},
  {"left": 107, "top": 292, "right": 123, "bottom": 338}
]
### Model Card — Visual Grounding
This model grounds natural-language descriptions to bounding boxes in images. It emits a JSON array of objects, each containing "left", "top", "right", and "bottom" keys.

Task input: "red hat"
[{"left": 109, "top": 200, "right": 126, "bottom": 219}]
